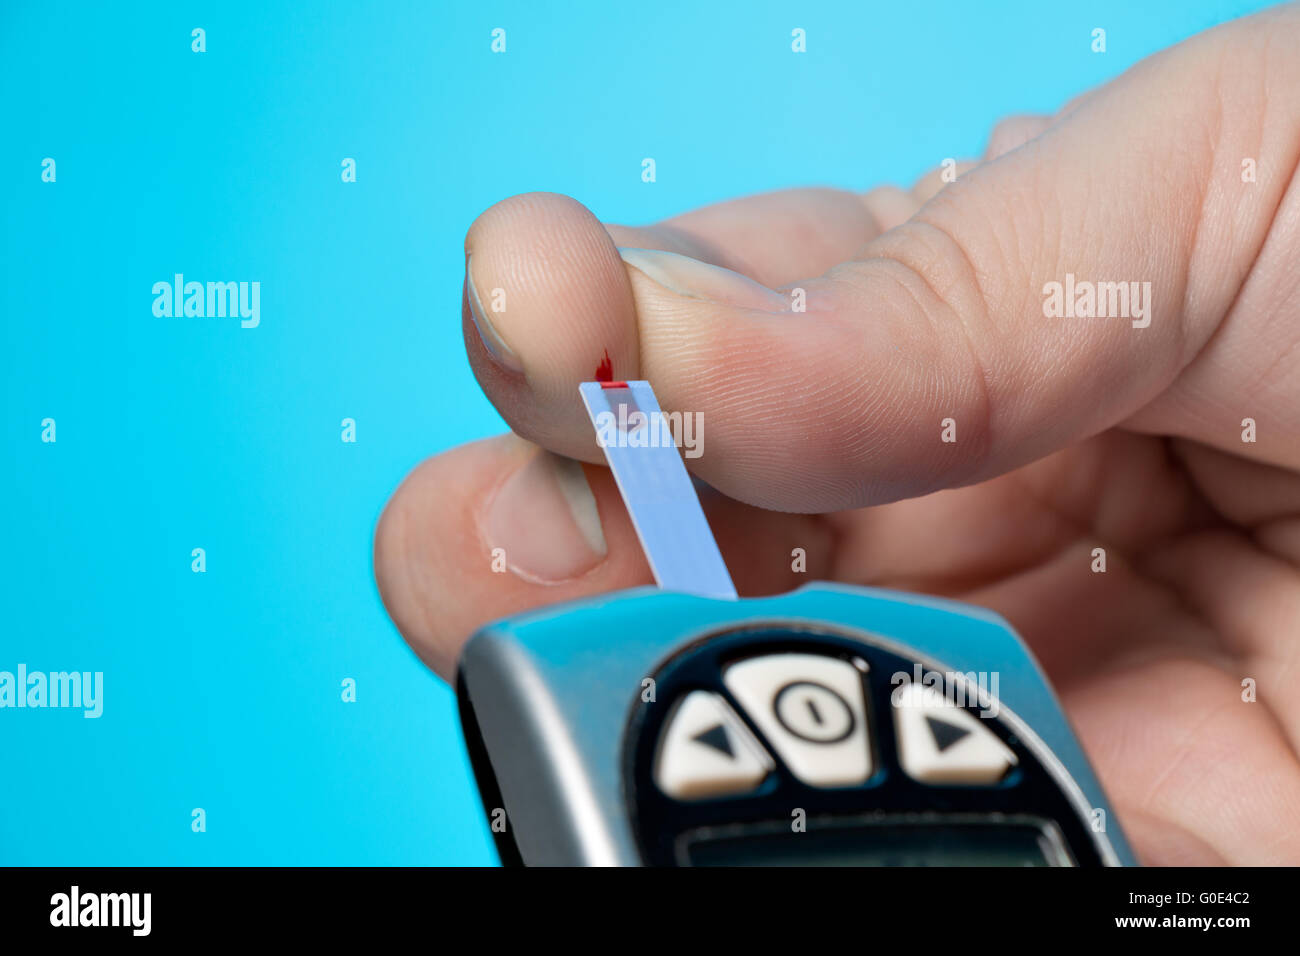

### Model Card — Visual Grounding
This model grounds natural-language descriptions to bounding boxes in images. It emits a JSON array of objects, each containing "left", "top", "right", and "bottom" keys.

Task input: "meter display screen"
[{"left": 683, "top": 820, "right": 1073, "bottom": 867}]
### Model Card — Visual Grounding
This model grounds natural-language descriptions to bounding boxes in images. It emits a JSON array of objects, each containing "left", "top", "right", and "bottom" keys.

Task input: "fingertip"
[
  {"left": 463, "top": 193, "right": 636, "bottom": 388},
  {"left": 460, "top": 191, "right": 639, "bottom": 461}
]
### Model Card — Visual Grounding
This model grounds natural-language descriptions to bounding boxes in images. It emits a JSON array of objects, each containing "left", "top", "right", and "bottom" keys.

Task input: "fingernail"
[
  {"left": 464, "top": 253, "right": 524, "bottom": 372},
  {"left": 484, "top": 451, "right": 607, "bottom": 582},
  {"left": 617, "top": 247, "right": 789, "bottom": 311}
]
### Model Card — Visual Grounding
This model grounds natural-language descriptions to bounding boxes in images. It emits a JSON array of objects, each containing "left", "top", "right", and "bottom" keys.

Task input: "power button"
[{"left": 723, "top": 654, "right": 872, "bottom": 787}]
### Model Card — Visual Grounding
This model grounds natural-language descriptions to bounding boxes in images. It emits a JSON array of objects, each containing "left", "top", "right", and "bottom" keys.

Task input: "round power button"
[{"left": 772, "top": 681, "right": 855, "bottom": 744}]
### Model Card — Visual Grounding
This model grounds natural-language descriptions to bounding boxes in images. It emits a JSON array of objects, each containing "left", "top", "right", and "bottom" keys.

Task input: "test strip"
[{"left": 579, "top": 381, "right": 737, "bottom": 601}]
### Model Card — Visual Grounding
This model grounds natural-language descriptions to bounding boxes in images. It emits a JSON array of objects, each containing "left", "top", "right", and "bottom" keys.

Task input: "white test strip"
[{"left": 579, "top": 381, "right": 737, "bottom": 601}]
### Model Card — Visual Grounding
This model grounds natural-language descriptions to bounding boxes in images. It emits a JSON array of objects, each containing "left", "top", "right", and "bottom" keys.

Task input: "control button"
[
  {"left": 774, "top": 681, "right": 855, "bottom": 743},
  {"left": 724, "top": 654, "right": 872, "bottom": 787},
  {"left": 893, "top": 682, "right": 1017, "bottom": 785},
  {"left": 654, "top": 691, "right": 773, "bottom": 800}
]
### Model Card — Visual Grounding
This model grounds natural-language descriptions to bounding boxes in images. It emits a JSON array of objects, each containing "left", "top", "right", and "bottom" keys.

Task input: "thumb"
[{"left": 468, "top": 8, "right": 1300, "bottom": 512}]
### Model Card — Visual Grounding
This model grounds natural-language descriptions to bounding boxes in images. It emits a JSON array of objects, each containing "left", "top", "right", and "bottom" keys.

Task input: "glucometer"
[{"left": 456, "top": 381, "right": 1135, "bottom": 866}]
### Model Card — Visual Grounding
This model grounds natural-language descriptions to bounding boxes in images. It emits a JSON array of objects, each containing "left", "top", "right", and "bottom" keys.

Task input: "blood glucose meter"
[{"left": 455, "top": 381, "right": 1135, "bottom": 867}]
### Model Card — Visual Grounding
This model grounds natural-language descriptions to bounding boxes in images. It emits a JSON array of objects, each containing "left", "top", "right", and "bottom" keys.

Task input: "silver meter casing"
[{"left": 456, "top": 582, "right": 1136, "bottom": 867}]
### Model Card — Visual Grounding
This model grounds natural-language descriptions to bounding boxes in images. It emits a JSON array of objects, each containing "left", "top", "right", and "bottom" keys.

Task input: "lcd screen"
[{"left": 684, "top": 819, "right": 1072, "bottom": 867}]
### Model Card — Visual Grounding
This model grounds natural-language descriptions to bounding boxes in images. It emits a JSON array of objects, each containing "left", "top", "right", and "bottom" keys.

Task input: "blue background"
[{"left": 0, "top": 0, "right": 1277, "bottom": 864}]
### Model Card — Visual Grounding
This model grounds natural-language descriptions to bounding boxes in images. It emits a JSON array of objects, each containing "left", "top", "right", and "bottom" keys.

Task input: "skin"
[{"left": 375, "top": 6, "right": 1300, "bottom": 865}]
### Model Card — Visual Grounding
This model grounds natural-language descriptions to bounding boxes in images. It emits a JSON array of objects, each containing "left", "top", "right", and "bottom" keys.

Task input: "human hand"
[{"left": 376, "top": 6, "right": 1300, "bottom": 864}]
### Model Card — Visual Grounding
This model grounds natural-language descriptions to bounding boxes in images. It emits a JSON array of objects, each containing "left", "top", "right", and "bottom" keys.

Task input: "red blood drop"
[{"left": 594, "top": 348, "right": 613, "bottom": 382}]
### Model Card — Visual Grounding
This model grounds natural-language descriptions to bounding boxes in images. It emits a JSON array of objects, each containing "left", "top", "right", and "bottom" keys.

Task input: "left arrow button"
[
  {"left": 654, "top": 691, "right": 773, "bottom": 800},
  {"left": 692, "top": 723, "right": 735, "bottom": 758}
]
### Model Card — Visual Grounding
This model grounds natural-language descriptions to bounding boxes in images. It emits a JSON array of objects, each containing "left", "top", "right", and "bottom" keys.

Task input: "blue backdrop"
[{"left": 1, "top": 0, "right": 1276, "bottom": 864}]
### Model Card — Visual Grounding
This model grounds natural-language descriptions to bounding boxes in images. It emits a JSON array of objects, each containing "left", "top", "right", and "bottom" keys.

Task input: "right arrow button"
[
  {"left": 925, "top": 715, "right": 971, "bottom": 752},
  {"left": 894, "top": 683, "right": 1017, "bottom": 785}
]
